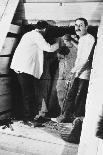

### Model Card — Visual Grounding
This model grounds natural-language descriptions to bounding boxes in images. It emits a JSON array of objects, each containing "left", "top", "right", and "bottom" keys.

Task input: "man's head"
[
  {"left": 75, "top": 18, "right": 88, "bottom": 37},
  {"left": 36, "top": 20, "right": 49, "bottom": 34}
]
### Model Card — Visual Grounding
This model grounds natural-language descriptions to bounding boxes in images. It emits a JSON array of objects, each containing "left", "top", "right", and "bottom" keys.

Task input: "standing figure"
[
  {"left": 10, "top": 20, "right": 59, "bottom": 126},
  {"left": 60, "top": 18, "right": 95, "bottom": 124},
  {"left": 56, "top": 34, "right": 77, "bottom": 122}
]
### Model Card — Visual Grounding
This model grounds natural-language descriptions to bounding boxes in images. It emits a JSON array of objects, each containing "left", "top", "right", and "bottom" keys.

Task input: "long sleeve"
[
  {"left": 71, "top": 34, "right": 95, "bottom": 77},
  {"left": 35, "top": 31, "right": 59, "bottom": 52}
]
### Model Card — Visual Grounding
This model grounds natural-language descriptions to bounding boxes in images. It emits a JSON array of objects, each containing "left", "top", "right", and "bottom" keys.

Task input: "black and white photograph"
[{"left": 0, "top": 0, "right": 103, "bottom": 154}]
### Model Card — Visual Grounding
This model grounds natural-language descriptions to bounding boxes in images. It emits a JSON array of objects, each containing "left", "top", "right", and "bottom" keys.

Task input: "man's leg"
[
  {"left": 60, "top": 78, "right": 79, "bottom": 123},
  {"left": 17, "top": 73, "right": 35, "bottom": 122},
  {"left": 74, "top": 79, "right": 89, "bottom": 117},
  {"left": 60, "top": 79, "right": 89, "bottom": 143}
]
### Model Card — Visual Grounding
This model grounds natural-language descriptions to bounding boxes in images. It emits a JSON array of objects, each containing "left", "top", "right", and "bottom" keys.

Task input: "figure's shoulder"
[
  {"left": 27, "top": 29, "right": 43, "bottom": 40},
  {"left": 23, "top": 30, "right": 35, "bottom": 37},
  {"left": 86, "top": 33, "right": 95, "bottom": 42}
]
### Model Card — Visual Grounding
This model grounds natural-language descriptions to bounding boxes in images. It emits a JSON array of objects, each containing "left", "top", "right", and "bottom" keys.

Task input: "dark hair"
[
  {"left": 75, "top": 18, "right": 88, "bottom": 26},
  {"left": 36, "top": 20, "right": 49, "bottom": 30}
]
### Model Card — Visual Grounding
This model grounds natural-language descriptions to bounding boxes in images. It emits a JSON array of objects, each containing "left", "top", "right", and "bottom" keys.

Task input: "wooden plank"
[
  {"left": 0, "top": 24, "right": 21, "bottom": 56},
  {"left": 12, "top": 0, "right": 24, "bottom": 22},
  {"left": 0, "top": 37, "right": 18, "bottom": 55},
  {"left": 0, "top": 56, "right": 11, "bottom": 74},
  {"left": 0, "top": 94, "right": 12, "bottom": 113},
  {"left": 9, "top": 24, "right": 21, "bottom": 34},
  {"left": 0, "top": 77, "right": 11, "bottom": 96},
  {"left": 0, "top": 0, "right": 20, "bottom": 53},
  {"left": 23, "top": 2, "right": 103, "bottom": 21},
  {"left": 0, "top": 0, "right": 9, "bottom": 19},
  {"left": 24, "top": 0, "right": 103, "bottom": 3}
]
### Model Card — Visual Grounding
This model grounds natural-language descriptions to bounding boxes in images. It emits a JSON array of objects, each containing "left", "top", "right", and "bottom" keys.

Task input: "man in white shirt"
[
  {"left": 10, "top": 20, "right": 59, "bottom": 126},
  {"left": 60, "top": 18, "right": 95, "bottom": 124}
]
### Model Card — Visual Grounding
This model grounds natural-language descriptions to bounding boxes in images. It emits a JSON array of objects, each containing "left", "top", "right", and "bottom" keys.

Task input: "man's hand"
[{"left": 66, "top": 72, "right": 75, "bottom": 84}]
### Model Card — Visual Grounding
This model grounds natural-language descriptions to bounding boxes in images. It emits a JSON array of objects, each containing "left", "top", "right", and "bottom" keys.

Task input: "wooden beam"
[
  {"left": 9, "top": 24, "right": 21, "bottom": 34},
  {"left": 23, "top": 2, "right": 103, "bottom": 21},
  {"left": 0, "top": 0, "right": 20, "bottom": 53},
  {"left": 24, "top": 0, "right": 103, "bottom": 3},
  {"left": 0, "top": 0, "right": 9, "bottom": 19}
]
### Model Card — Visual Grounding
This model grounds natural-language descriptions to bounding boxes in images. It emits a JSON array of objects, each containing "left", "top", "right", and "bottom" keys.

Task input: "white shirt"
[
  {"left": 72, "top": 33, "right": 95, "bottom": 80},
  {"left": 10, "top": 29, "right": 59, "bottom": 79}
]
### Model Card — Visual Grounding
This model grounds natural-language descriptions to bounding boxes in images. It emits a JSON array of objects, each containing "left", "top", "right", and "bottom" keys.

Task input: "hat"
[{"left": 36, "top": 20, "right": 49, "bottom": 30}]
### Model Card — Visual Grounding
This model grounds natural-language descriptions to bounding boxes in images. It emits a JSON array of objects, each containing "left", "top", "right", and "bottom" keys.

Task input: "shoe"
[
  {"left": 60, "top": 118, "right": 83, "bottom": 144},
  {"left": 34, "top": 116, "right": 51, "bottom": 127}
]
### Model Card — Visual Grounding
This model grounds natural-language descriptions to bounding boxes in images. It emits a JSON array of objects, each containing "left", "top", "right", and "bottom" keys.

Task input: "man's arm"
[
  {"left": 35, "top": 32, "right": 59, "bottom": 52},
  {"left": 71, "top": 36, "right": 95, "bottom": 76}
]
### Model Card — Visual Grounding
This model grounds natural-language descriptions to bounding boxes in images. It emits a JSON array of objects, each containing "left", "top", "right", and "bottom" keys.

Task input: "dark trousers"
[
  {"left": 64, "top": 77, "right": 89, "bottom": 117},
  {"left": 17, "top": 73, "right": 36, "bottom": 121}
]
